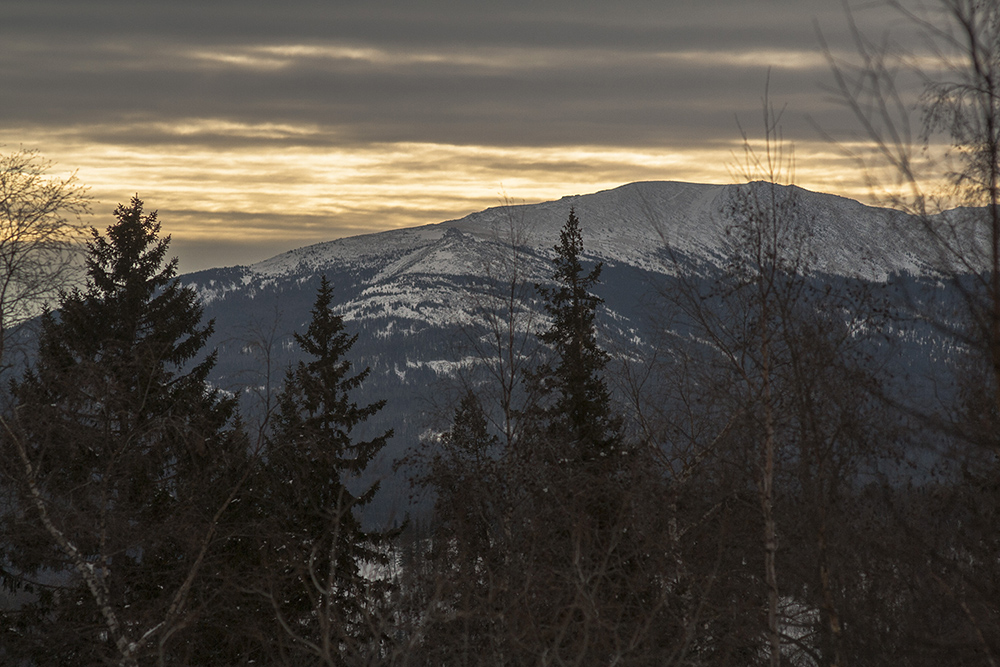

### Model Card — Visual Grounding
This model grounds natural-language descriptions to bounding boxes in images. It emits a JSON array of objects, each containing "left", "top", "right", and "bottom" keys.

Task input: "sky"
[{"left": 1, "top": 0, "right": 934, "bottom": 273}]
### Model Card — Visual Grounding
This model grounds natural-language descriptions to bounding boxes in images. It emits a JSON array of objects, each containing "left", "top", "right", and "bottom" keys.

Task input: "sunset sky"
[{"left": 1, "top": 1, "right": 932, "bottom": 273}]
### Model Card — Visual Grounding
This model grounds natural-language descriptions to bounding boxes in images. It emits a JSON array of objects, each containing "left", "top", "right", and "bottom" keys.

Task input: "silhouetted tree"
[
  {"left": 402, "top": 212, "right": 685, "bottom": 666},
  {"left": 530, "top": 209, "right": 622, "bottom": 466},
  {"left": 650, "top": 96, "right": 897, "bottom": 666},
  {"left": 250, "top": 275, "right": 396, "bottom": 665},
  {"left": 0, "top": 197, "right": 248, "bottom": 665},
  {"left": 825, "top": 2, "right": 1000, "bottom": 661},
  {"left": 0, "top": 148, "right": 90, "bottom": 370},
  {"left": 508, "top": 211, "right": 672, "bottom": 664},
  {"left": 398, "top": 391, "right": 515, "bottom": 665}
]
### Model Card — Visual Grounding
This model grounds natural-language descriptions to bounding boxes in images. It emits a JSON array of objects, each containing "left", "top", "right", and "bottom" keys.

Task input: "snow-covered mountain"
[
  {"left": 193, "top": 180, "right": 921, "bottom": 299},
  {"left": 182, "top": 180, "right": 936, "bottom": 520}
]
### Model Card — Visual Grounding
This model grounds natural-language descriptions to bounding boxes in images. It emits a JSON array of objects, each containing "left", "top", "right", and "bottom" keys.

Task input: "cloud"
[
  {"left": 0, "top": 0, "right": 932, "bottom": 272},
  {"left": 1, "top": 0, "right": 859, "bottom": 145}
]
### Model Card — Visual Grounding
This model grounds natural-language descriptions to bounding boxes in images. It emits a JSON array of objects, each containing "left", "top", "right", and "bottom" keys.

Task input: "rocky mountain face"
[{"left": 181, "top": 180, "right": 940, "bottom": 520}]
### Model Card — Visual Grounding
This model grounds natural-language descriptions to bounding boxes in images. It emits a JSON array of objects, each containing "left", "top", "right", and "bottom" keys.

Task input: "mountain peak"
[{"left": 193, "top": 181, "right": 926, "bottom": 303}]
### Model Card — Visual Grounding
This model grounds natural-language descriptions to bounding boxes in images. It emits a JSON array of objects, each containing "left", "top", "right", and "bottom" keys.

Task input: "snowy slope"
[
  {"left": 180, "top": 180, "right": 945, "bottom": 519},
  {"left": 237, "top": 181, "right": 923, "bottom": 284},
  {"left": 184, "top": 179, "right": 942, "bottom": 413}
]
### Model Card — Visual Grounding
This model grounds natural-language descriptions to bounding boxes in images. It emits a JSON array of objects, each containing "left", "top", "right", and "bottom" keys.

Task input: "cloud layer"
[{"left": 1, "top": 0, "right": 929, "bottom": 272}]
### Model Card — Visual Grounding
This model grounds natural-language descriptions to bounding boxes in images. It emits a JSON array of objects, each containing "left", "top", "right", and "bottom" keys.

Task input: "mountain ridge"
[
  {"left": 176, "top": 180, "right": 944, "bottom": 519},
  {"left": 188, "top": 181, "right": 925, "bottom": 296}
]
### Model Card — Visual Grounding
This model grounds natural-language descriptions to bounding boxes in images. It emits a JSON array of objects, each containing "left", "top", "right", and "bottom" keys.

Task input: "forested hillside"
[
  {"left": 0, "top": 181, "right": 995, "bottom": 665},
  {"left": 2, "top": 0, "right": 999, "bottom": 660}
]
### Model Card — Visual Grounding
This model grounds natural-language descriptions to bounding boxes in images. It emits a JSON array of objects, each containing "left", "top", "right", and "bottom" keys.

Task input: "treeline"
[
  {"left": 3, "top": 1, "right": 1000, "bottom": 661},
  {"left": 0, "top": 198, "right": 394, "bottom": 665},
  {"left": 0, "top": 184, "right": 996, "bottom": 666}
]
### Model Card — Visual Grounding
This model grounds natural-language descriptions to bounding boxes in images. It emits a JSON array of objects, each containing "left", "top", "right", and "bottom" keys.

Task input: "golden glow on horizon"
[
  {"left": 657, "top": 49, "right": 829, "bottom": 70},
  {"left": 185, "top": 43, "right": 836, "bottom": 73},
  {"left": 151, "top": 119, "right": 323, "bottom": 140},
  {"left": 6, "top": 123, "right": 944, "bottom": 264}
]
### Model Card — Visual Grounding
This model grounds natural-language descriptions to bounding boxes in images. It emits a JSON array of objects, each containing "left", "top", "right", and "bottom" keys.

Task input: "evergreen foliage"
[
  {"left": 430, "top": 390, "right": 501, "bottom": 548},
  {"left": 398, "top": 210, "right": 677, "bottom": 666},
  {"left": 0, "top": 197, "right": 246, "bottom": 664},
  {"left": 532, "top": 208, "right": 621, "bottom": 464},
  {"left": 400, "top": 391, "right": 510, "bottom": 665},
  {"left": 254, "top": 275, "right": 395, "bottom": 662}
]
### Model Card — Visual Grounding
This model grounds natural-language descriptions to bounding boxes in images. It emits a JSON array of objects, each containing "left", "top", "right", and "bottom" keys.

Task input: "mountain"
[{"left": 180, "top": 180, "right": 939, "bottom": 521}]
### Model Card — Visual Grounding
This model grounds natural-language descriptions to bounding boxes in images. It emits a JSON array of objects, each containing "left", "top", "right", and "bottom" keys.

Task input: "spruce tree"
[
  {"left": 428, "top": 390, "right": 503, "bottom": 571},
  {"left": 533, "top": 209, "right": 621, "bottom": 464},
  {"left": 401, "top": 213, "right": 675, "bottom": 665},
  {"left": 0, "top": 197, "right": 246, "bottom": 665},
  {"left": 404, "top": 391, "right": 509, "bottom": 665},
  {"left": 491, "top": 211, "right": 665, "bottom": 665},
  {"left": 255, "top": 275, "right": 394, "bottom": 663}
]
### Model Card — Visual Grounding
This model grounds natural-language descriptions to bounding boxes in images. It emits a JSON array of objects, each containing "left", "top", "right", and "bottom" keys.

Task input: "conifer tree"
[
  {"left": 0, "top": 197, "right": 246, "bottom": 665},
  {"left": 255, "top": 275, "right": 394, "bottom": 664},
  {"left": 401, "top": 391, "right": 512, "bottom": 665},
  {"left": 431, "top": 390, "right": 501, "bottom": 548},
  {"left": 402, "top": 212, "right": 678, "bottom": 665},
  {"left": 533, "top": 209, "right": 621, "bottom": 464}
]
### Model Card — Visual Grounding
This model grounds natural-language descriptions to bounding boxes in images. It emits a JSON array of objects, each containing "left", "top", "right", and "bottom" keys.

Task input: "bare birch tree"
[
  {"left": 651, "top": 91, "right": 894, "bottom": 666},
  {"left": 457, "top": 198, "right": 543, "bottom": 449},
  {"left": 0, "top": 148, "right": 90, "bottom": 369},
  {"left": 823, "top": 2, "right": 1000, "bottom": 662}
]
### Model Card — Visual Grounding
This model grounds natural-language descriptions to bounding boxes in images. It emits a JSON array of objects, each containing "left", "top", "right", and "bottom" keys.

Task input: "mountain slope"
[
  {"left": 194, "top": 181, "right": 921, "bottom": 292},
  {"left": 181, "top": 180, "right": 936, "bottom": 520}
]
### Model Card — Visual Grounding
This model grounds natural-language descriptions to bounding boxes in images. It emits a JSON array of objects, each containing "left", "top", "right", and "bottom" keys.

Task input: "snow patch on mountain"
[
  {"left": 241, "top": 181, "right": 929, "bottom": 288},
  {"left": 180, "top": 181, "right": 943, "bottom": 369},
  {"left": 168, "top": 184, "right": 938, "bottom": 321}
]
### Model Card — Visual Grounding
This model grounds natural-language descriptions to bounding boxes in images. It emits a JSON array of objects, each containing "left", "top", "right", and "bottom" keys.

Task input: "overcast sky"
[{"left": 1, "top": 0, "right": 931, "bottom": 272}]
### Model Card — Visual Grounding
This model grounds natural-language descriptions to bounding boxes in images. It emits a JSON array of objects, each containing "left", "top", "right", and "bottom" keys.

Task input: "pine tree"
[
  {"left": 401, "top": 391, "right": 512, "bottom": 665},
  {"left": 399, "top": 213, "right": 677, "bottom": 665},
  {"left": 533, "top": 209, "right": 621, "bottom": 464},
  {"left": 255, "top": 275, "right": 394, "bottom": 663},
  {"left": 0, "top": 197, "right": 246, "bottom": 665},
  {"left": 492, "top": 211, "right": 669, "bottom": 664}
]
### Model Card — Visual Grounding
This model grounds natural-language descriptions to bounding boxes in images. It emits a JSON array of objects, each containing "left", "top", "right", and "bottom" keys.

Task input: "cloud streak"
[{"left": 1, "top": 0, "right": 929, "bottom": 272}]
